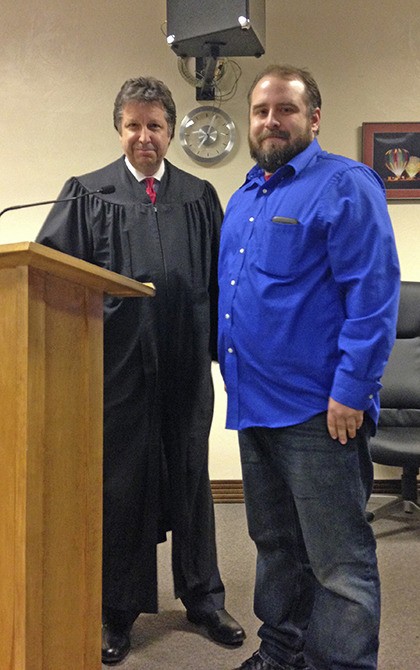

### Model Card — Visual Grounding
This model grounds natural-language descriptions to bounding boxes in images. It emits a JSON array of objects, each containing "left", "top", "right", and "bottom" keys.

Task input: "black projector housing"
[{"left": 166, "top": 0, "right": 265, "bottom": 59}]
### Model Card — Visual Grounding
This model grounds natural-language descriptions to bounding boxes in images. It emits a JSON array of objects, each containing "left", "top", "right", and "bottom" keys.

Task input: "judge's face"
[
  {"left": 248, "top": 75, "right": 320, "bottom": 174},
  {"left": 119, "top": 100, "right": 172, "bottom": 175}
]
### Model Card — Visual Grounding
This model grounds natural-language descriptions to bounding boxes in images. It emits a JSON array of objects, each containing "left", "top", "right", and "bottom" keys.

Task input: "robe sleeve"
[
  {"left": 203, "top": 180, "right": 223, "bottom": 362},
  {"left": 36, "top": 177, "right": 95, "bottom": 261}
]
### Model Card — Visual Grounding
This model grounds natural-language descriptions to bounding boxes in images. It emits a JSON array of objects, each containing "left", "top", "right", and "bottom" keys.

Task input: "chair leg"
[
  {"left": 368, "top": 496, "right": 420, "bottom": 520},
  {"left": 402, "top": 499, "right": 420, "bottom": 514},
  {"left": 401, "top": 465, "right": 419, "bottom": 506},
  {"left": 367, "top": 466, "right": 420, "bottom": 521}
]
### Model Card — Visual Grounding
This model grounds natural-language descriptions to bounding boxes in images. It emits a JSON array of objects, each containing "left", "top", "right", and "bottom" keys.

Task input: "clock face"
[{"left": 179, "top": 106, "right": 236, "bottom": 164}]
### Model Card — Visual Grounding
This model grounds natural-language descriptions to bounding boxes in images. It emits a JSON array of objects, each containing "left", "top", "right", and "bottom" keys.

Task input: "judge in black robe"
[{"left": 36, "top": 154, "right": 239, "bottom": 637}]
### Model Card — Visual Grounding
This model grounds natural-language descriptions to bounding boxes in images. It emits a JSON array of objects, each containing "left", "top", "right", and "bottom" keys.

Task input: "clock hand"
[
  {"left": 198, "top": 130, "right": 209, "bottom": 149},
  {"left": 207, "top": 114, "right": 217, "bottom": 135}
]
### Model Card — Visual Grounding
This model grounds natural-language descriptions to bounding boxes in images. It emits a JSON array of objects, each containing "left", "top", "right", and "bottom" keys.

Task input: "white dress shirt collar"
[{"left": 124, "top": 156, "right": 165, "bottom": 182}]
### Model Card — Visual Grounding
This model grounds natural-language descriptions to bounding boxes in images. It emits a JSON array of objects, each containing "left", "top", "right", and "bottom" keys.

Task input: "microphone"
[{"left": 0, "top": 185, "right": 116, "bottom": 218}]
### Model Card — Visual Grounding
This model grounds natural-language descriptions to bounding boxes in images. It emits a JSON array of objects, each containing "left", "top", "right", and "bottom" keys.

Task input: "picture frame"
[{"left": 362, "top": 122, "right": 420, "bottom": 200}]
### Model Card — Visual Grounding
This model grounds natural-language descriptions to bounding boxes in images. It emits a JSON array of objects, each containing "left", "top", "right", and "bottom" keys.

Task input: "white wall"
[{"left": 1, "top": 0, "right": 419, "bottom": 479}]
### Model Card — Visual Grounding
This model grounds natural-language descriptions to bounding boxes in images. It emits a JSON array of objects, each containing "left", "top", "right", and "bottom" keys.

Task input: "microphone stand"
[{"left": 0, "top": 186, "right": 115, "bottom": 218}]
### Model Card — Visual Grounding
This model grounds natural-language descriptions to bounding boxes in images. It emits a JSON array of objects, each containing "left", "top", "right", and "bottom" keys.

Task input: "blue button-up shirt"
[{"left": 218, "top": 139, "right": 400, "bottom": 430}]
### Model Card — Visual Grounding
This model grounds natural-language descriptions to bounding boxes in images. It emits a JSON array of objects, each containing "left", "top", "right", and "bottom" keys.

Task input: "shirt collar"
[
  {"left": 124, "top": 156, "right": 165, "bottom": 182},
  {"left": 245, "top": 138, "right": 322, "bottom": 188}
]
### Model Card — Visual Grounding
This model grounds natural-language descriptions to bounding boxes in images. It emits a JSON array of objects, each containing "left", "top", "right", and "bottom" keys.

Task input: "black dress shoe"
[
  {"left": 233, "top": 650, "right": 311, "bottom": 670},
  {"left": 102, "top": 623, "right": 131, "bottom": 665},
  {"left": 186, "top": 607, "right": 246, "bottom": 645}
]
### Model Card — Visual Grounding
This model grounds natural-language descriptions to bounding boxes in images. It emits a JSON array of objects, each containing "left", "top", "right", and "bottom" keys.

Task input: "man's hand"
[{"left": 327, "top": 397, "right": 364, "bottom": 445}]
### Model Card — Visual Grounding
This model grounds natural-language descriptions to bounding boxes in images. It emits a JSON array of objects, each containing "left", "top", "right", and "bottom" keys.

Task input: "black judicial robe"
[{"left": 36, "top": 157, "right": 223, "bottom": 613}]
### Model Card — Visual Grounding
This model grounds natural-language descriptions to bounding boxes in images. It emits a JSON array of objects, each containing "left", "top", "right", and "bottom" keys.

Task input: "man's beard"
[{"left": 249, "top": 128, "right": 313, "bottom": 174}]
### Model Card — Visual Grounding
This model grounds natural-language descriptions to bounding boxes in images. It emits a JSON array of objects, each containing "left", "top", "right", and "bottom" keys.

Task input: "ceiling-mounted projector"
[{"left": 166, "top": 0, "right": 265, "bottom": 59}]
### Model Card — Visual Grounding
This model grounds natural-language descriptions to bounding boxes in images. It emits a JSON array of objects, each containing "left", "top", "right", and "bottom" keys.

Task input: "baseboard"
[
  {"left": 211, "top": 480, "right": 244, "bottom": 503},
  {"left": 211, "top": 479, "right": 417, "bottom": 504}
]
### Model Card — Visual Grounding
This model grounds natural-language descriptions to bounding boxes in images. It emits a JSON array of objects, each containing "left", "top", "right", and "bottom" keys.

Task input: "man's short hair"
[
  {"left": 113, "top": 76, "right": 177, "bottom": 139},
  {"left": 247, "top": 64, "right": 322, "bottom": 115}
]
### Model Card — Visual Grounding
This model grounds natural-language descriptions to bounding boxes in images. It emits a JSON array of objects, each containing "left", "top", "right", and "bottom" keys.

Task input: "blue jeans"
[{"left": 238, "top": 413, "right": 380, "bottom": 670}]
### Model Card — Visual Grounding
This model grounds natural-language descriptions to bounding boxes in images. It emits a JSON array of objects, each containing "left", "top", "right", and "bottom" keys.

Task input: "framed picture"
[{"left": 362, "top": 122, "right": 420, "bottom": 200}]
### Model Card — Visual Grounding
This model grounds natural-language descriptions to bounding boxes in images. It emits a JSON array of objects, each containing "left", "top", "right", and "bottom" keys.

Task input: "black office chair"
[{"left": 368, "top": 281, "right": 420, "bottom": 521}]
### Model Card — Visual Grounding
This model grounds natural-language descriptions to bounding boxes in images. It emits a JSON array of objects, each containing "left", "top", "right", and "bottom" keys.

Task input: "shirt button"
[
  {"left": 225, "top": 313, "right": 230, "bottom": 319},
  {"left": 230, "top": 280, "right": 236, "bottom": 285},
  {"left": 262, "top": 188, "right": 268, "bottom": 194},
  {"left": 227, "top": 347, "right": 234, "bottom": 354},
  {"left": 368, "top": 394, "right": 374, "bottom": 399},
  {"left": 239, "top": 248, "right": 245, "bottom": 254},
  {"left": 249, "top": 217, "right": 254, "bottom": 222}
]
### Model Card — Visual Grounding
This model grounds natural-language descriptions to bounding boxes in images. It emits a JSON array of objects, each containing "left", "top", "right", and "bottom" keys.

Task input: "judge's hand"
[{"left": 327, "top": 397, "right": 364, "bottom": 445}]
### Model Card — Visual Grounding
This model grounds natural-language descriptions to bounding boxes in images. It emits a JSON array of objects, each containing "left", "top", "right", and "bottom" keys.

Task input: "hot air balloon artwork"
[
  {"left": 362, "top": 122, "right": 420, "bottom": 200},
  {"left": 385, "top": 147, "right": 409, "bottom": 179},
  {"left": 405, "top": 156, "right": 420, "bottom": 179}
]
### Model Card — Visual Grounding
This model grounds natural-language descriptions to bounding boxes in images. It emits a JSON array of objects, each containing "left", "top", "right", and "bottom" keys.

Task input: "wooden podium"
[{"left": 0, "top": 242, "right": 155, "bottom": 669}]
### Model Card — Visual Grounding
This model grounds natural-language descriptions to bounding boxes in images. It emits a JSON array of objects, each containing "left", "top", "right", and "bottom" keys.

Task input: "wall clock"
[{"left": 179, "top": 106, "right": 236, "bottom": 164}]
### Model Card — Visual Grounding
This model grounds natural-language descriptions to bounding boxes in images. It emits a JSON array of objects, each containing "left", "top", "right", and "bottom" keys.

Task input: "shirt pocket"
[{"left": 257, "top": 217, "right": 303, "bottom": 278}]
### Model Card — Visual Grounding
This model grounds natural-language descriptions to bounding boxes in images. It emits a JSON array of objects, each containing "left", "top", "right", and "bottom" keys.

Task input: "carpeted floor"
[{"left": 106, "top": 499, "right": 420, "bottom": 670}]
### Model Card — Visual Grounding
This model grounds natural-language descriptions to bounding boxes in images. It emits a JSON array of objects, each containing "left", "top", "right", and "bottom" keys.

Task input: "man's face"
[
  {"left": 118, "top": 100, "right": 172, "bottom": 175},
  {"left": 248, "top": 75, "right": 320, "bottom": 174}
]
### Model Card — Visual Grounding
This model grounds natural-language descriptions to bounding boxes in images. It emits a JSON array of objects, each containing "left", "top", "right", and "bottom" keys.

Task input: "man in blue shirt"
[{"left": 218, "top": 65, "right": 400, "bottom": 670}]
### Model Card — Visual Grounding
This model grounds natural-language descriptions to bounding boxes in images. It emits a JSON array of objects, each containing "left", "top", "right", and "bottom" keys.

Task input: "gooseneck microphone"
[{"left": 0, "top": 185, "right": 116, "bottom": 218}]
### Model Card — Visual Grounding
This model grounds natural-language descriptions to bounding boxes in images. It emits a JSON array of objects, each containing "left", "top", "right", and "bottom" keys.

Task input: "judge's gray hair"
[{"left": 113, "top": 76, "right": 177, "bottom": 139}]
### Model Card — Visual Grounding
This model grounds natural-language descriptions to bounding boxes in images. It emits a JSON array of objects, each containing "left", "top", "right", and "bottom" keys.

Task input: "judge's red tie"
[{"left": 144, "top": 177, "right": 156, "bottom": 204}]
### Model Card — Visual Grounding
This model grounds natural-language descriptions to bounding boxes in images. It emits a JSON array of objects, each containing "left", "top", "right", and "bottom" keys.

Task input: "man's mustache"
[{"left": 259, "top": 130, "right": 290, "bottom": 141}]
